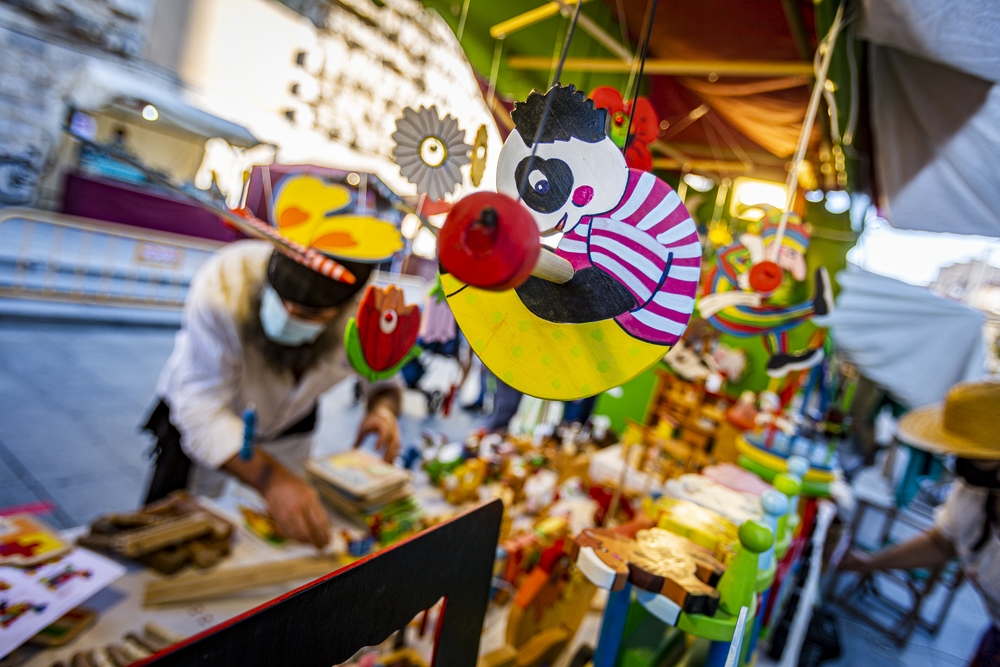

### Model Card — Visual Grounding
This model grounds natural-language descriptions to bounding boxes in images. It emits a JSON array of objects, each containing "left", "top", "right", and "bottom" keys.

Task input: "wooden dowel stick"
[
  {"left": 143, "top": 556, "right": 342, "bottom": 606},
  {"left": 532, "top": 250, "right": 574, "bottom": 284}
]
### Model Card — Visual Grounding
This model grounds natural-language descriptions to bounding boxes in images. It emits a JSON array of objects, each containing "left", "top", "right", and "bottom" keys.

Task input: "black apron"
[{"left": 141, "top": 398, "right": 318, "bottom": 504}]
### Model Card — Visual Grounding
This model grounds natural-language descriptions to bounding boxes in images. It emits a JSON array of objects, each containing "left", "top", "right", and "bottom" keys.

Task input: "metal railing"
[{"left": 0, "top": 207, "right": 223, "bottom": 309}]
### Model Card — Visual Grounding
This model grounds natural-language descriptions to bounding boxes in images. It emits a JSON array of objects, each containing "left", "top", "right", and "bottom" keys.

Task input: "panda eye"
[{"left": 528, "top": 170, "right": 549, "bottom": 195}]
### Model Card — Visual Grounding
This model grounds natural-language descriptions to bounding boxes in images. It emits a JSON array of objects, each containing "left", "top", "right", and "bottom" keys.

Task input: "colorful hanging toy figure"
[
  {"left": 345, "top": 285, "right": 422, "bottom": 382},
  {"left": 589, "top": 86, "right": 659, "bottom": 172},
  {"left": 699, "top": 206, "right": 833, "bottom": 377},
  {"left": 439, "top": 83, "right": 700, "bottom": 400},
  {"left": 495, "top": 83, "right": 701, "bottom": 347}
]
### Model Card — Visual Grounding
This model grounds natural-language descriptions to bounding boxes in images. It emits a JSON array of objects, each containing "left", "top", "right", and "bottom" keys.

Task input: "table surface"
[{"left": 18, "top": 473, "right": 465, "bottom": 667}]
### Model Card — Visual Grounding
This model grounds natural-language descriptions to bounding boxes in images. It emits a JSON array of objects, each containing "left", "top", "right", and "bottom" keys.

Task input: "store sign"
[{"left": 136, "top": 242, "right": 182, "bottom": 267}]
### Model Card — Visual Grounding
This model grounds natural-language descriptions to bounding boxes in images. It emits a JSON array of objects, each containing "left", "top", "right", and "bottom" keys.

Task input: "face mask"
[{"left": 259, "top": 285, "right": 327, "bottom": 347}]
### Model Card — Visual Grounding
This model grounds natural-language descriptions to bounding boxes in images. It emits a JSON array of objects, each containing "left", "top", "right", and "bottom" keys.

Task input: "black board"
[{"left": 139, "top": 499, "right": 503, "bottom": 667}]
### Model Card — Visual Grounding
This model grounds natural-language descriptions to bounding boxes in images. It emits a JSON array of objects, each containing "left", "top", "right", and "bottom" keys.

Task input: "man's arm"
[
  {"left": 222, "top": 450, "right": 330, "bottom": 548},
  {"left": 354, "top": 381, "right": 403, "bottom": 463},
  {"left": 167, "top": 267, "right": 330, "bottom": 547},
  {"left": 840, "top": 528, "right": 956, "bottom": 574}
]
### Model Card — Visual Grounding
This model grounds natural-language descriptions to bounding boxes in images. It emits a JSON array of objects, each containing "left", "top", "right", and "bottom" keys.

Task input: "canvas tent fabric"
[
  {"left": 825, "top": 266, "right": 985, "bottom": 409},
  {"left": 861, "top": 0, "right": 1000, "bottom": 237},
  {"left": 66, "top": 61, "right": 259, "bottom": 148}
]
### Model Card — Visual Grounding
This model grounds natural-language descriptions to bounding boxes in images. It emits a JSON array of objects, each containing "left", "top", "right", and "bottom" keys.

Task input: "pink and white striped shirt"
[{"left": 556, "top": 170, "right": 701, "bottom": 345}]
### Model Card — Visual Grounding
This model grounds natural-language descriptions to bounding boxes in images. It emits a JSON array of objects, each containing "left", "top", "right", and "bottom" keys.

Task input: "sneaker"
[
  {"left": 813, "top": 266, "right": 833, "bottom": 316},
  {"left": 766, "top": 347, "right": 824, "bottom": 378},
  {"left": 461, "top": 401, "right": 484, "bottom": 413}
]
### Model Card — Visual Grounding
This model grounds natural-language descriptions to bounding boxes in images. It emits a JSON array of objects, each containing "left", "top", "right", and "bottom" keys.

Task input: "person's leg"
[
  {"left": 486, "top": 379, "right": 523, "bottom": 432},
  {"left": 463, "top": 356, "right": 488, "bottom": 411},
  {"left": 848, "top": 375, "right": 886, "bottom": 466},
  {"left": 969, "top": 624, "right": 1000, "bottom": 667}
]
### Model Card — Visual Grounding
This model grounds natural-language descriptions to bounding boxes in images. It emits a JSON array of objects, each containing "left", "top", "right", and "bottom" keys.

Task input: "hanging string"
[
  {"left": 615, "top": 0, "right": 636, "bottom": 93},
  {"left": 516, "top": 0, "right": 584, "bottom": 203},
  {"left": 486, "top": 37, "right": 504, "bottom": 112},
  {"left": 623, "top": 0, "right": 658, "bottom": 146},
  {"left": 771, "top": 1, "right": 845, "bottom": 261},
  {"left": 547, "top": 16, "right": 568, "bottom": 90},
  {"left": 456, "top": 0, "right": 472, "bottom": 43},
  {"left": 705, "top": 110, "right": 753, "bottom": 172}
]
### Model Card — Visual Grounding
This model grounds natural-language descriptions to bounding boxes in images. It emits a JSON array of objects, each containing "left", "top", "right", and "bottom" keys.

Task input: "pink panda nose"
[{"left": 572, "top": 185, "right": 594, "bottom": 207}]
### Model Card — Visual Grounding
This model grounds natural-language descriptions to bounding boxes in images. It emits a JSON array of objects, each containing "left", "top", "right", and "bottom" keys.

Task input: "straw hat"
[{"left": 898, "top": 381, "right": 1000, "bottom": 459}]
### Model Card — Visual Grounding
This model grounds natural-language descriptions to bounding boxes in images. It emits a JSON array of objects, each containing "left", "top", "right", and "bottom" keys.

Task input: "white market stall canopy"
[
  {"left": 66, "top": 61, "right": 259, "bottom": 148},
  {"left": 862, "top": 0, "right": 1000, "bottom": 237},
  {"left": 826, "top": 265, "right": 986, "bottom": 408}
]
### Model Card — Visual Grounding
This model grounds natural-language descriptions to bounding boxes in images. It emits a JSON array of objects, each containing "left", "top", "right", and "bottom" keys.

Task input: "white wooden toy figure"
[{"left": 440, "top": 84, "right": 702, "bottom": 400}]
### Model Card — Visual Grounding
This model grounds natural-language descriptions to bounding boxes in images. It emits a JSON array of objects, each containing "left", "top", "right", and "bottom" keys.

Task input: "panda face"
[{"left": 497, "top": 133, "right": 629, "bottom": 235}]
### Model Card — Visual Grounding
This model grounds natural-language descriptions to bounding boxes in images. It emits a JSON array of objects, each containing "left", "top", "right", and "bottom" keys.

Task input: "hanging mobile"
[
  {"left": 469, "top": 124, "right": 489, "bottom": 187},
  {"left": 345, "top": 285, "right": 422, "bottom": 382},
  {"left": 392, "top": 106, "right": 471, "bottom": 202}
]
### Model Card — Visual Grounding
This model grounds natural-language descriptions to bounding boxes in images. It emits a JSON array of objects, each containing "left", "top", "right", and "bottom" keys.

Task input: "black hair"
[{"left": 511, "top": 84, "right": 608, "bottom": 147}]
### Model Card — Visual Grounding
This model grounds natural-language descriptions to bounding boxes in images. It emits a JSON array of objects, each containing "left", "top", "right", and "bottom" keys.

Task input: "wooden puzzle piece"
[
  {"left": 0, "top": 515, "right": 70, "bottom": 566},
  {"left": 571, "top": 527, "right": 724, "bottom": 617}
]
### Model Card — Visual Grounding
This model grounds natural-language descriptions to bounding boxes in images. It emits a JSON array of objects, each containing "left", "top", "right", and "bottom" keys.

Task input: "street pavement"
[{"left": 0, "top": 314, "right": 481, "bottom": 528}]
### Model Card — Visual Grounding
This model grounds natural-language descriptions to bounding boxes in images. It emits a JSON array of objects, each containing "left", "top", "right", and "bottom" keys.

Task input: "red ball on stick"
[{"left": 438, "top": 192, "right": 542, "bottom": 291}]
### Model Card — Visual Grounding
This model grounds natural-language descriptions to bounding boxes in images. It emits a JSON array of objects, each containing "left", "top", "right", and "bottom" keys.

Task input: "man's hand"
[
  {"left": 355, "top": 403, "right": 400, "bottom": 463},
  {"left": 223, "top": 451, "right": 330, "bottom": 549},
  {"left": 838, "top": 550, "right": 873, "bottom": 574},
  {"left": 260, "top": 466, "right": 331, "bottom": 548}
]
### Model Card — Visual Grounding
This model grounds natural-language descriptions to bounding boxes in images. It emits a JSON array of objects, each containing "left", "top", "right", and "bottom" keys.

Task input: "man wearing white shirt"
[{"left": 143, "top": 240, "right": 401, "bottom": 548}]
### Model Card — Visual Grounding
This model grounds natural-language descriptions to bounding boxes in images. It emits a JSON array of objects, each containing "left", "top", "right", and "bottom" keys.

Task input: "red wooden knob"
[
  {"left": 438, "top": 191, "right": 541, "bottom": 291},
  {"left": 748, "top": 260, "right": 783, "bottom": 294}
]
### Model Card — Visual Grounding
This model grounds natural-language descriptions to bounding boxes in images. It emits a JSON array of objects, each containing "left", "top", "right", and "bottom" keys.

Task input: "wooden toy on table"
[
  {"left": 0, "top": 514, "right": 70, "bottom": 566},
  {"left": 647, "top": 490, "right": 785, "bottom": 595},
  {"left": 41, "top": 622, "right": 186, "bottom": 667},
  {"left": 497, "top": 516, "right": 569, "bottom": 587},
  {"left": 442, "top": 458, "right": 488, "bottom": 505},
  {"left": 440, "top": 83, "right": 701, "bottom": 401},
  {"left": 482, "top": 539, "right": 596, "bottom": 667},
  {"left": 77, "top": 493, "right": 233, "bottom": 574},
  {"left": 573, "top": 527, "right": 725, "bottom": 617},
  {"left": 702, "top": 462, "right": 773, "bottom": 497},
  {"left": 736, "top": 432, "right": 835, "bottom": 497},
  {"left": 664, "top": 474, "right": 761, "bottom": 527},
  {"left": 571, "top": 519, "right": 772, "bottom": 667},
  {"left": 646, "top": 497, "right": 739, "bottom": 564}
]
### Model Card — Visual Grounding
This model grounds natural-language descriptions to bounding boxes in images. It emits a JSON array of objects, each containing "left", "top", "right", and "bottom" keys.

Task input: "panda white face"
[{"left": 496, "top": 133, "right": 629, "bottom": 235}]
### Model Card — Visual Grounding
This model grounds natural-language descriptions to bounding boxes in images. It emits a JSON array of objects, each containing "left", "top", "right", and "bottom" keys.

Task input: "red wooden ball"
[
  {"left": 748, "top": 260, "right": 783, "bottom": 294},
  {"left": 438, "top": 191, "right": 541, "bottom": 291}
]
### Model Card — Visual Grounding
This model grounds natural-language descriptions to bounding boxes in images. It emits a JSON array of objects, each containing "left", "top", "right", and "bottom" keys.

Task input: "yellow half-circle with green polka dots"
[{"left": 443, "top": 274, "right": 669, "bottom": 400}]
